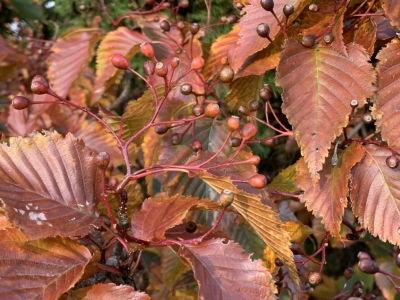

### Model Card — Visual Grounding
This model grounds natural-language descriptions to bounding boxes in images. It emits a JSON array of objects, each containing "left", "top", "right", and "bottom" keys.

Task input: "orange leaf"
[
  {"left": 350, "top": 145, "right": 400, "bottom": 246},
  {"left": 70, "top": 283, "right": 150, "bottom": 299},
  {"left": 276, "top": 39, "right": 375, "bottom": 182},
  {"left": 296, "top": 142, "right": 365, "bottom": 240},
  {"left": 382, "top": 0, "right": 400, "bottom": 28}
]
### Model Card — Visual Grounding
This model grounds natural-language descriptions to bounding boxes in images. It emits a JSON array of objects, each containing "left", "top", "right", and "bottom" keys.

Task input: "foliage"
[{"left": 2, "top": 0, "right": 400, "bottom": 299}]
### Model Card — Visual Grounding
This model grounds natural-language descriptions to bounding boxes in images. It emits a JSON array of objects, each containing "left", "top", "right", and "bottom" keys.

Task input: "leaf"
[
  {"left": 197, "top": 172, "right": 299, "bottom": 287},
  {"left": 374, "top": 258, "right": 400, "bottom": 300},
  {"left": 382, "top": 0, "right": 400, "bottom": 28},
  {"left": 131, "top": 195, "right": 200, "bottom": 241},
  {"left": 267, "top": 164, "right": 301, "bottom": 194},
  {"left": 160, "top": 247, "right": 191, "bottom": 294},
  {"left": 92, "top": 27, "right": 150, "bottom": 103},
  {"left": 203, "top": 26, "right": 239, "bottom": 81},
  {"left": 178, "top": 238, "right": 277, "bottom": 300},
  {"left": 47, "top": 28, "right": 103, "bottom": 98},
  {"left": 100, "top": 87, "right": 157, "bottom": 145},
  {"left": 350, "top": 144, "right": 400, "bottom": 246},
  {"left": 69, "top": 283, "right": 150, "bottom": 300},
  {"left": 343, "top": 18, "right": 376, "bottom": 57},
  {"left": 0, "top": 210, "right": 11, "bottom": 230},
  {"left": 373, "top": 40, "right": 400, "bottom": 148},
  {"left": 0, "top": 228, "right": 92, "bottom": 300},
  {"left": 296, "top": 142, "right": 365, "bottom": 240},
  {"left": 233, "top": 0, "right": 308, "bottom": 71},
  {"left": 281, "top": 221, "right": 314, "bottom": 243},
  {"left": 73, "top": 119, "right": 124, "bottom": 166},
  {"left": 0, "top": 131, "right": 103, "bottom": 239},
  {"left": 276, "top": 39, "right": 375, "bottom": 182},
  {"left": 225, "top": 75, "right": 263, "bottom": 110}
]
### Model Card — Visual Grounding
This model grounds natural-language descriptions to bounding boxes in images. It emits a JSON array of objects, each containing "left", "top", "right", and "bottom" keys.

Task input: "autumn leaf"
[
  {"left": 0, "top": 228, "right": 92, "bottom": 300},
  {"left": 276, "top": 39, "right": 375, "bottom": 182},
  {"left": 225, "top": 75, "right": 263, "bottom": 110},
  {"left": 178, "top": 238, "right": 277, "bottom": 300},
  {"left": 197, "top": 172, "right": 299, "bottom": 287},
  {"left": 69, "top": 283, "right": 150, "bottom": 300},
  {"left": 268, "top": 163, "right": 301, "bottom": 194},
  {"left": 373, "top": 40, "right": 400, "bottom": 148},
  {"left": 343, "top": 18, "right": 376, "bottom": 57},
  {"left": 382, "top": 0, "right": 400, "bottom": 28},
  {"left": 131, "top": 195, "right": 200, "bottom": 241},
  {"left": 0, "top": 131, "right": 103, "bottom": 239},
  {"left": 47, "top": 28, "right": 103, "bottom": 98},
  {"left": 350, "top": 145, "right": 400, "bottom": 246},
  {"left": 92, "top": 27, "right": 150, "bottom": 104},
  {"left": 296, "top": 142, "right": 365, "bottom": 240},
  {"left": 281, "top": 221, "right": 314, "bottom": 243},
  {"left": 233, "top": 0, "right": 308, "bottom": 72}
]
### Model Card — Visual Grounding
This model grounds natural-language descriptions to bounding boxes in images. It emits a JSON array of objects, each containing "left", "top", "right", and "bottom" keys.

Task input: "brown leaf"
[
  {"left": 233, "top": 0, "right": 308, "bottom": 71},
  {"left": 276, "top": 39, "right": 375, "bottom": 182},
  {"left": 69, "top": 283, "right": 150, "bottom": 300},
  {"left": 296, "top": 142, "right": 365, "bottom": 240},
  {"left": 350, "top": 144, "right": 400, "bottom": 246},
  {"left": 0, "top": 210, "right": 11, "bottom": 229},
  {"left": 161, "top": 247, "right": 191, "bottom": 293},
  {"left": 203, "top": 26, "right": 239, "bottom": 80},
  {"left": 92, "top": 27, "right": 150, "bottom": 103},
  {"left": 373, "top": 40, "right": 400, "bottom": 148},
  {"left": 0, "top": 228, "right": 92, "bottom": 300},
  {"left": 178, "top": 238, "right": 276, "bottom": 300},
  {"left": 131, "top": 195, "right": 200, "bottom": 241},
  {"left": 0, "top": 131, "right": 103, "bottom": 239},
  {"left": 197, "top": 172, "right": 299, "bottom": 287},
  {"left": 47, "top": 28, "right": 103, "bottom": 98},
  {"left": 225, "top": 75, "right": 263, "bottom": 110},
  {"left": 382, "top": 0, "right": 400, "bottom": 28},
  {"left": 343, "top": 18, "right": 376, "bottom": 57}
]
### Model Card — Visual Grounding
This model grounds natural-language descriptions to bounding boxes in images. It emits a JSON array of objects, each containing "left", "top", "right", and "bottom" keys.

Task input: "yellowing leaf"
[
  {"left": 263, "top": 246, "right": 279, "bottom": 275},
  {"left": 281, "top": 221, "right": 313, "bottom": 243},
  {"left": 225, "top": 75, "right": 263, "bottom": 110}
]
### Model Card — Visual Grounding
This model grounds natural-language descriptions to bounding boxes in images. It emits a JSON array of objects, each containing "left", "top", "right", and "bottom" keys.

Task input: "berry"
[
  {"left": 364, "top": 294, "right": 377, "bottom": 300},
  {"left": 238, "top": 105, "right": 250, "bottom": 116},
  {"left": 308, "top": 272, "right": 322, "bottom": 285},
  {"left": 246, "top": 155, "right": 261, "bottom": 165},
  {"left": 227, "top": 15, "right": 238, "bottom": 24},
  {"left": 350, "top": 99, "right": 359, "bottom": 108},
  {"left": 220, "top": 16, "right": 227, "bottom": 23},
  {"left": 230, "top": 138, "right": 242, "bottom": 147},
  {"left": 236, "top": 2, "right": 244, "bottom": 10},
  {"left": 248, "top": 174, "right": 267, "bottom": 188},
  {"left": 191, "top": 56, "right": 205, "bottom": 70},
  {"left": 160, "top": 20, "right": 170, "bottom": 31},
  {"left": 192, "top": 104, "right": 205, "bottom": 116},
  {"left": 352, "top": 280, "right": 364, "bottom": 290},
  {"left": 259, "top": 88, "right": 271, "bottom": 101},
  {"left": 219, "top": 189, "right": 234, "bottom": 207},
  {"left": 240, "top": 123, "right": 258, "bottom": 141},
  {"left": 263, "top": 138, "right": 277, "bottom": 148},
  {"left": 179, "top": 0, "right": 189, "bottom": 8},
  {"left": 302, "top": 35, "right": 316, "bottom": 47},
  {"left": 155, "top": 62, "right": 168, "bottom": 77},
  {"left": 346, "top": 233, "right": 359, "bottom": 240},
  {"left": 260, "top": 0, "right": 274, "bottom": 11},
  {"left": 79, "top": 4, "right": 86, "bottom": 11},
  {"left": 140, "top": 43, "right": 155, "bottom": 58},
  {"left": 185, "top": 221, "right": 197, "bottom": 233},
  {"left": 219, "top": 65, "right": 234, "bottom": 83},
  {"left": 396, "top": 253, "right": 400, "bottom": 268},
  {"left": 155, "top": 124, "right": 169, "bottom": 135},
  {"left": 171, "top": 57, "right": 180, "bottom": 68},
  {"left": 32, "top": 75, "right": 49, "bottom": 90},
  {"left": 111, "top": 54, "right": 129, "bottom": 70},
  {"left": 290, "top": 243, "right": 304, "bottom": 255},
  {"left": 343, "top": 267, "right": 354, "bottom": 280},
  {"left": 227, "top": 116, "right": 240, "bottom": 132},
  {"left": 257, "top": 23, "right": 270, "bottom": 38},
  {"left": 362, "top": 112, "right": 373, "bottom": 124},
  {"left": 249, "top": 100, "right": 260, "bottom": 111},
  {"left": 95, "top": 152, "right": 110, "bottom": 171},
  {"left": 351, "top": 287, "right": 363, "bottom": 297},
  {"left": 177, "top": 21, "right": 185, "bottom": 30},
  {"left": 171, "top": 133, "right": 181, "bottom": 145},
  {"left": 204, "top": 103, "right": 220, "bottom": 118},
  {"left": 386, "top": 155, "right": 399, "bottom": 169},
  {"left": 358, "top": 258, "right": 379, "bottom": 274},
  {"left": 192, "top": 140, "right": 202, "bottom": 152},
  {"left": 190, "top": 23, "right": 200, "bottom": 35},
  {"left": 357, "top": 252, "right": 371, "bottom": 260},
  {"left": 323, "top": 32, "right": 334, "bottom": 44},
  {"left": 283, "top": 4, "right": 294, "bottom": 17},
  {"left": 309, "top": 4, "right": 318, "bottom": 11},
  {"left": 274, "top": 258, "right": 284, "bottom": 267},
  {"left": 143, "top": 60, "right": 155, "bottom": 76},
  {"left": 181, "top": 83, "right": 192, "bottom": 95},
  {"left": 220, "top": 56, "right": 228, "bottom": 65},
  {"left": 31, "top": 81, "right": 48, "bottom": 95},
  {"left": 12, "top": 96, "right": 30, "bottom": 110}
]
